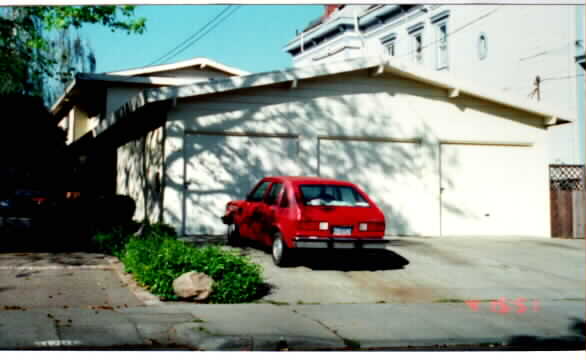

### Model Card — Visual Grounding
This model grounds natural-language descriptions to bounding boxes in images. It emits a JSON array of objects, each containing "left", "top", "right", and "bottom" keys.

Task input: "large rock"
[{"left": 173, "top": 272, "right": 214, "bottom": 301}]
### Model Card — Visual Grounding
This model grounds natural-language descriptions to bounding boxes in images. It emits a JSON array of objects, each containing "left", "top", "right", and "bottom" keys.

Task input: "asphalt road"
[{"left": 223, "top": 236, "right": 586, "bottom": 306}]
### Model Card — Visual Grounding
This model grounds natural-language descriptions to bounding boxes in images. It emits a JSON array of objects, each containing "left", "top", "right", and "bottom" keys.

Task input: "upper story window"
[
  {"left": 435, "top": 22, "right": 449, "bottom": 69},
  {"left": 380, "top": 33, "right": 397, "bottom": 57},
  {"left": 478, "top": 32, "right": 488, "bottom": 60},
  {"left": 386, "top": 40, "right": 396, "bottom": 57},
  {"left": 412, "top": 32, "right": 424, "bottom": 64},
  {"left": 431, "top": 10, "right": 450, "bottom": 70},
  {"left": 408, "top": 23, "right": 425, "bottom": 65}
]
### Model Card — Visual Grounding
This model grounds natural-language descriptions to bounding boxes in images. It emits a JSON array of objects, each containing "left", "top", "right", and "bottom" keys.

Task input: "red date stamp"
[{"left": 465, "top": 298, "right": 540, "bottom": 313}]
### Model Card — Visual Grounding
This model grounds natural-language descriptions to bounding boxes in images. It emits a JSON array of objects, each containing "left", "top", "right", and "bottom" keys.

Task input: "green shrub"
[
  {"left": 140, "top": 222, "right": 176, "bottom": 238},
  {"left": 120, "top": 227, "right": 264, "bottom": 303},
  {"left": 92, "top": 221, "right": 140, "bottom": 257}
]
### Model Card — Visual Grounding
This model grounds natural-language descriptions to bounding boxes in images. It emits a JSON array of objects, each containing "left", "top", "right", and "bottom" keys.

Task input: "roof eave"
[
  {"left": 107, "top": 57, "right": 250, "bottom": 77},
  {"left": 381, "top": 58, "right": 574, "bottom": 126},
  {"left": 50, "top": 76, "right": 78, "bottom": 118}
]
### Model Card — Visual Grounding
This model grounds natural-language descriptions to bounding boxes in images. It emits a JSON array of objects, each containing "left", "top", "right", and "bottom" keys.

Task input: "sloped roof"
[
  {"left": 107, "top": 57, "right": 250, "bottom": 77},
  {"left": 93, "top": 56, "right": 574, "bottom": 137},
  {"left": 50, "top": 57, "right": 249, "bottom": 120}
]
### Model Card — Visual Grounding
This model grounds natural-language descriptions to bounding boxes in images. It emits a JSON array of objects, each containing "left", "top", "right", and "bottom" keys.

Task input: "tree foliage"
[
  {"left": 0, "top": 94, "right": 70, "bottom": 193},
  {"left": 0, "top": 6, "right": 146, "bottom": 99}
]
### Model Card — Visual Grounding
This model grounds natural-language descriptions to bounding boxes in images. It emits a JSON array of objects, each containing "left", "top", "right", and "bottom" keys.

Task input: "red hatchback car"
[{"left": 221, "top": 176, "right": 389, "bottom": 266}]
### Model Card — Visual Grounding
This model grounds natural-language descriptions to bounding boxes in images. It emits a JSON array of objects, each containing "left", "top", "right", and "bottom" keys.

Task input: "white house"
[
  {"left": 52, "top": 56, "right": 574, "bottom": 238},
  {"left": 284, "top": 4, "right": 585, "bottom": 166}
]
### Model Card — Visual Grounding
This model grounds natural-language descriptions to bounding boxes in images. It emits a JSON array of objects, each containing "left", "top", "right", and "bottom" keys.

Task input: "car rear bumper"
[{"left": 293, "top": 236, "right": 389, "bottom": 250}]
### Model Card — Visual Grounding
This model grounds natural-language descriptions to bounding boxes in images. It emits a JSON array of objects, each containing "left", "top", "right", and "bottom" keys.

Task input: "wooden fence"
[{"left": 550, "top": 165, "right": 585, "bottom": 239}]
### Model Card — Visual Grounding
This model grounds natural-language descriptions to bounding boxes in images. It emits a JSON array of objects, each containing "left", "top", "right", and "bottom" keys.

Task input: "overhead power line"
[
  {"left": 147, "top": 5, "right": 240, "bottom": 67},
  {"left": 541, "top": 73, "right": 585, "bottom": 81}
]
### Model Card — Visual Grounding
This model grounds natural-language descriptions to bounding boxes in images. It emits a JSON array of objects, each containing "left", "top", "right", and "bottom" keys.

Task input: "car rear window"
[{"left": 298, "top": 185, "right": 370, "bottom": 207}]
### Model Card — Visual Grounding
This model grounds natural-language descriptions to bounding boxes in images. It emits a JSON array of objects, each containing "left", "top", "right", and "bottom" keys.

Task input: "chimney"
[{"left": 324, "top": 5, "right": 341, "bottom": 19}]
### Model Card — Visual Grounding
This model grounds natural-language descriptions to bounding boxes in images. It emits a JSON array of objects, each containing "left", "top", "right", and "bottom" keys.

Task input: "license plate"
[{"left": 333, "top": 227, "right": 352, "bottom": 236}]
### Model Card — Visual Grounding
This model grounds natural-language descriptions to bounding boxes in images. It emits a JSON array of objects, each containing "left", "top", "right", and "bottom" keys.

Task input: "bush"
[
  {"left": 92, "top": 221, "right": 140, "bottom": 257},
  {"left": 121, "top": 231, "right": 264, "bottom": 303}
]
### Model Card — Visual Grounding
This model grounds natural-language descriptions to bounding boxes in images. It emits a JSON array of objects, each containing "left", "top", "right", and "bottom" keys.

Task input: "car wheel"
[
  {"left": 226, "top": 223, "right": 241, "bottom": 246},
  {"left": 272, "top": 231, "right": 290, "bottom": 267}
]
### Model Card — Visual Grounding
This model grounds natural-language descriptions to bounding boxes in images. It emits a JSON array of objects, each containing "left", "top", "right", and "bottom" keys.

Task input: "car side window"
[
  {"left": 265, "top": 183, "right": 283, "bottom": 205},
  {"left": 248, "top": 181, "right": 271, "bottom": 202},
  {"left": 279, "top": 188, "right": 290, "bottom": 208}
]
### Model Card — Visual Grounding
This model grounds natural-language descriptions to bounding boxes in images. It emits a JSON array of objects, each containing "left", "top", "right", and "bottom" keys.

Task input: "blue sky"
[{"left": 79, "top": 5, "right": 323, "bottom": 74}]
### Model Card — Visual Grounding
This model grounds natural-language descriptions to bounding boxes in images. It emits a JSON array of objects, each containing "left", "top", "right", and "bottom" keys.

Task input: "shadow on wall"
[
  {"left": 117, "top": 110, "right": 165, "bottom": 225},
  {"left": 143, "top": 67, "right": 544, "bottom": 236},
  {"left": 152, "top": 70, "right": 476, "bottom": 236}
]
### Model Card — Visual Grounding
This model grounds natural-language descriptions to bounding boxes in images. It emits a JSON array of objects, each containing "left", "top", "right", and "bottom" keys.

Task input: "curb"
[
  {"left": 170, "top": 323, "right": 348, "bottom": 351},
  {"left": 106, "top": 257, "right": 163, "bottom": 306},
  {"left": 170, "top": 322, "right": 586, "bottom": 351}
]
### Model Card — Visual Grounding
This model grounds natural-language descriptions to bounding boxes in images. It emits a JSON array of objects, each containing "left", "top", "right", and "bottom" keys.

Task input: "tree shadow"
[
  {"left": 73, "top": 59, "right": 548, "bottom": 240},
  {"left": 506, "top": 318, "right": 585, "bottom": 351}
]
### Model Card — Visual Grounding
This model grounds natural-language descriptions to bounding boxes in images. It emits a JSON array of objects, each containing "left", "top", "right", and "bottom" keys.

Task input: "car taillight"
[
  {"left": 363, "top": 222, "right": 385, "bottom": 232},
  {"left": 299, "top": 221, "right": 329, "bottom": 231}
]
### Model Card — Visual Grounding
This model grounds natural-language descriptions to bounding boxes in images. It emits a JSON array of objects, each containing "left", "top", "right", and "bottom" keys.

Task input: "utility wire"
[
  {"left": 147, "top": 5, "right": 238, "bottom": 66},
  {"left": 519, "top": 41, "right": 575, "bottom": 62},
  {"left": 164, "top": 5, "right": 240, "bottom": 62},
  {"left": 397, "top": 6, "right": 502, "bottom": 60},
  {"left": 541, "top": 73, "right": 585, "bottom": 81}
]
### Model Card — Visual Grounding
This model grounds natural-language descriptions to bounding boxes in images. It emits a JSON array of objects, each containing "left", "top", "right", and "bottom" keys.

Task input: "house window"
[
  {"left": 380, "top": 33, "right": 397, "bottom": 57},
  {"left": 478, "top": 33, "right": 488, "bottom": 60},
  {"left": 412, "top": 31, "right": 424, "bottom": 64},
  {"left": 435, "top": 21, "right": 449, "bottom": 69},
  {"left": 386, "top": 40, "right": 396, "bottom": 56}
]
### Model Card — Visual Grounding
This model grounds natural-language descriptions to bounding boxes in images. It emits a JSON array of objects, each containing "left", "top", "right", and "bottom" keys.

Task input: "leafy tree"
[
  {"left": 0, "top": 6, "right": 146, "bottom": 100},
  {"left": 0, "top": 94, "right": 70, "bottom": 194}
]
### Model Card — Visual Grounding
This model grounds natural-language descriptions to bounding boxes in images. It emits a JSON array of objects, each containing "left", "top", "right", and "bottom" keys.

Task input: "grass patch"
[
  {"left": 93, "top": 222, "right": 265, "bottom": 304},
  {"left": 197, "top": 326, "right": 216, "bottom": 336},
  {"left": 434, "top": 298, "right": 465, "bottom": 303},
  {"left": 342, "top": 338, "right": 361, "bottom": 350},
  {"left": 296, "top": 300, "right": 321, "bottom": 305}
]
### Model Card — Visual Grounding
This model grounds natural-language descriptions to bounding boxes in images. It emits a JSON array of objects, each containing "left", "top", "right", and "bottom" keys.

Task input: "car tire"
[
  {"left": 226, "top": 223, "right": 241, "bottom": 246},
  {"left": 272, "top": 231, "right": 291, "bottom": 267}
]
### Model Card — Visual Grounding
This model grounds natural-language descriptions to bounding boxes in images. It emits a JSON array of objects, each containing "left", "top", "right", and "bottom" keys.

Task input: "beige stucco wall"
[
  {"left": 162, "top": 70, "right": 550, "bottom": 236},
  {"left": 117, "top": 125, "right": 165, "bottom": 224}
]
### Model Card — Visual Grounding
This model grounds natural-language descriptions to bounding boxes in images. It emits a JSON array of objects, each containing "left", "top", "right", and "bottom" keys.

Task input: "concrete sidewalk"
[{"left": 1, "top": 301, "right": 584, "bottom": 350}]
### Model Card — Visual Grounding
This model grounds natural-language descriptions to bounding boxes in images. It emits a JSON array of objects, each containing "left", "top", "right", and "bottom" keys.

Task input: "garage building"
[{"left": 55, "top": 56, "right": 574, "bottom": 237}]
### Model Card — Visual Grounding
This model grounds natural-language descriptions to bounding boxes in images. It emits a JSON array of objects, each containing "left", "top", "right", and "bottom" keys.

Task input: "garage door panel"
[
  {"left": 440, "top": 144, "right": 546, "bottom": 236},
  {"left": 319, "top": 139, "right": 437, "bottom": 236},
  {"left": 185, "top": 134, "right": 301, "bottom": 234}
]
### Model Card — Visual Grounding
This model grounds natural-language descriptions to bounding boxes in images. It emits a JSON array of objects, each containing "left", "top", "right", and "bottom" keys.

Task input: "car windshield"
[{"left": 299, "top": 185, "right": 370, "bottom": 207}]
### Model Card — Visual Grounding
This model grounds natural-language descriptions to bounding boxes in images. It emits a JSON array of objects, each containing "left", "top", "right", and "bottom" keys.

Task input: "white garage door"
[
  {"left": 184, "top": 133, "right": 301, "bottom": 234},
  {"left": 318, "top": 138, "right": 437, "bottom": 236},
  {"left": 440, "top": 143, "right": 546, "bottom": 236}
]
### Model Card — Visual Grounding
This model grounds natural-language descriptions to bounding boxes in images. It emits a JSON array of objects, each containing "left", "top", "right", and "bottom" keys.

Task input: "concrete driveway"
[
  {"left": 226, "top": 236, "right": 586, "bottom": 306},
  {"left": 0, "top": 252, "right": 144, "bottom": 309}
]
